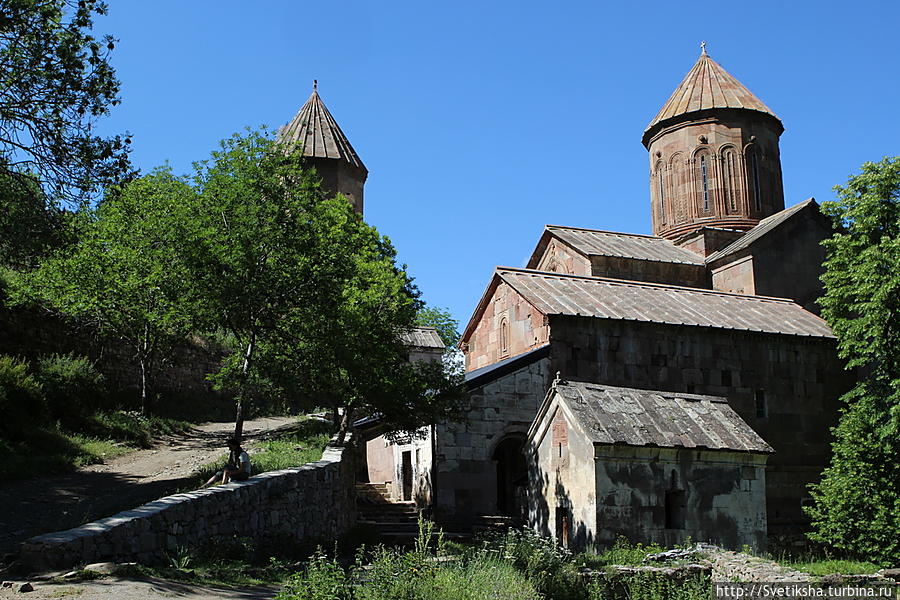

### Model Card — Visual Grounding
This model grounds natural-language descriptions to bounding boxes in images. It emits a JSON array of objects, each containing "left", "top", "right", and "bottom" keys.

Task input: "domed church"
[{"left": 431, "top": 47, "right": 852, "bottom": 551}]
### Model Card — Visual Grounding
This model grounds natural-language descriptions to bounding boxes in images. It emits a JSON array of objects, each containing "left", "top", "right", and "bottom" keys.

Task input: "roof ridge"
[
  {"left": 546, "top": 224, "right": 664, "bottom": 240},
  {"left": 496, "top": 266, "right": 800, "bottom": 304}
]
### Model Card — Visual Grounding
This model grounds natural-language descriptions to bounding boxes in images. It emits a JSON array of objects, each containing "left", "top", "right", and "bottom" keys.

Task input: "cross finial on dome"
[
  {"left": 313, "top": 79, "right": 318, "bottom": 92},
  {"left": 700, "top": 41, "right": 707, "bottom": 55}
]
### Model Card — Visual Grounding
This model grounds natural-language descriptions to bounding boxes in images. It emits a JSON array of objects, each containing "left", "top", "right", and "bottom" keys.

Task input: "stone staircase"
[
  {"left": 355, "top": 483, "right": 519, "bottom": 544},
  {"left": 356, "top": 483, "right": 421, "bottom": 542}
]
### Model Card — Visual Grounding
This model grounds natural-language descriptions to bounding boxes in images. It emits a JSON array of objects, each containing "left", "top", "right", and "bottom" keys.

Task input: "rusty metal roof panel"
[
  {"left": 706, "top": 199, "right": 817, "bottom": 263},
  {"left": 547, "top": 226, "right": 705, "bottom": 265},
  {"left": 497, "top": 268, "right": 834, "bottom": 338},
  {"left": 556, "top": 381, "right": 773, "bottom": 453},
  {"left": 645, "top": 50, "right": 780, "bottom": 136},
  {"left": 277, "top": 85, "right": 367, "bottom": 172},
  {"left": 400, "top": 327, "right": 445, "bottom": 349}
]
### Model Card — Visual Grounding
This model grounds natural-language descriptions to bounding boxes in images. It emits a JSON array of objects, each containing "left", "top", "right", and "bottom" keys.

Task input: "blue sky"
[{"left": 94, "top": 1, "right": 900, "bottom": 331}]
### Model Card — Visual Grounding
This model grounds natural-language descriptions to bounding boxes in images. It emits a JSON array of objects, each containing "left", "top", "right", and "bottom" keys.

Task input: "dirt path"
[
  {"left": 0, "top": 416, "right": 298, "bottom": 557},
  {"left": 0, "top": 576, "right": 279, "bottom": 600}
]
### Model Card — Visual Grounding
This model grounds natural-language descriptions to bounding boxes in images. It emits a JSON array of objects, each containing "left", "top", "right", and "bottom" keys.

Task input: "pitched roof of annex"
[
  {"left": 278, "top": 83, "right": 367, "bottom": 172},
  {"left": 400, "top": 327, "right": 445, "bottom": 350},
  {"left": 470, "top": 267, "right": 834, "bottom": 339},
  {"left": 705, "top": 199, "right": 819, "bottom": 264},
  {"left": 536, "top": 379, "right": 772, "bottom": 453},
  {"left": 643, "top": 49, "right": 781, "bottom": 144},
  {"left": 527, "top": 225, "right": 706, "bottom": 268}
]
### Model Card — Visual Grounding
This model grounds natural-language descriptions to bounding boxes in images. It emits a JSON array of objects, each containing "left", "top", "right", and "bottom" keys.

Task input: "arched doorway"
[{"left": 492, "top": 435, "right": 527, "bottom": 519}]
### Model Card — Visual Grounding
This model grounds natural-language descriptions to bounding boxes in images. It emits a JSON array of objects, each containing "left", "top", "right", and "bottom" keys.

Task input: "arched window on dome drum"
[
  {"left": 670, "top": 155, "right": 686, "bottom": 223},
  {"left": 721, "top": 148, "right": 737, "bottom": 214},
  {"left": 655, "top": 162, "right": 666, "bottom": 225},
  {"left": 699, "top": 154, "right": 710, "bottom": 212},
  {"left": 747, "top": 146, "right": 762, "bottom": 212}
]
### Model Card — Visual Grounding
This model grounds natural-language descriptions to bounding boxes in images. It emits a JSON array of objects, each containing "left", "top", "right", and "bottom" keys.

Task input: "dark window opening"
[
  {"left": 749, "top": 148, "right": 762, "bottom": 211},
  {"left": 665, "top": 490, "right": 686, "bottom": 529},
  {"left": 499, "top": 317, "right": 509, "bottom": 356},
  {"left": 657, "top": 168, "right": 667, "bottom": 225},
  {"left": 755, "top": 389, "right": 768, "bottom": 418},
  {"left": 685, "top": 384, "right": 695, "bottom": 394},
  {"left": 700, "top": 155, "right": 710, "bottom": 211},
  {"left": 556, "top": 507, "right": 571, "bottom": 547}
]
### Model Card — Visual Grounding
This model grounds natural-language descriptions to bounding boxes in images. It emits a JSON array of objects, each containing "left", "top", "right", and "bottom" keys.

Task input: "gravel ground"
[{"left": 0, "top": 415, "right": 298, "bottom": 557}]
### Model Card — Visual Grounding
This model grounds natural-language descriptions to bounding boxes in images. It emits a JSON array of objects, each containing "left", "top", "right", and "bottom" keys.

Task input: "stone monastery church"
[{"left": 285, "top": 50, "right": 852, "bottom": 551}]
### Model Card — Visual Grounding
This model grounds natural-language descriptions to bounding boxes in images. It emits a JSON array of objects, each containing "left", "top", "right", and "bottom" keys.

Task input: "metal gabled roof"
[
  {"left": 705, "top": 199, "right": 819, "bottom": 263},
  {"left": 550, "top": 380, "right": 772, "bottom": 453},
  {"left": 496, "top": 267, "right": 834, "bottom": 338},
  {"left": 544, "top": 225, "right": 705, "bottom": 265}
]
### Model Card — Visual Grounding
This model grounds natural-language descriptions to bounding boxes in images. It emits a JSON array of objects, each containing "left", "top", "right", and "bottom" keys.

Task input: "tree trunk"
[
  {"left": 331, "top": 405, "right": 340, "bottom": 429},
  {"left": 336, "top": 406, "right": 354, "bottom": 446},
  {"left": 233, "top": 336, "right": 255, "bottom": 442},
  {"left": 139, "top": 357, "right": 148, "bottom": 416}
]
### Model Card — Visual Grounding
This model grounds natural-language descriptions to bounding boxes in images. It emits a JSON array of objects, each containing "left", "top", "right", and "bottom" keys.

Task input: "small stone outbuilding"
[{"left": 527, "top": 378, "right": 773, "bottom": 550}]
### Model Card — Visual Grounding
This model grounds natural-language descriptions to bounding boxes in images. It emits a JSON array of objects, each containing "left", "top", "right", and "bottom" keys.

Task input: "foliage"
[
  {"left": 35, "top": 352, "right": 106, "bottom": 427},
  {"left": 476, "top": 527, "right": 583, "bottom": 600},
  {"left": 0, "top": 426, "right": 127, "bottom": 479},
  {"left": 82, "top": 410, "right": 191, "bottom": 448},
  {"left": 19, "top": 169, "right": 201, "bottom": 413},
  {"left": 416, "top": 305, "right": 461, "bottom": 349},
  {"left": 0, "top": 173, "right": 70, "bottom": 268},
  {"left": 578, "top": 537, "right": 665, "bottom": 569},
  {"left": 185, "top": 129, "right": 465, "bottom": 441},
  {"left": 587, "top": 570, "right": 709, "bottom": 600},
  {"left": 0, "top": 354, "right": 46, "bottom": 438},
  {"left": 0, "top": 0, "right": 130, "bottom": 204},
  {"left": 807, "top": 157, "right": 900, "bottom": 565}
]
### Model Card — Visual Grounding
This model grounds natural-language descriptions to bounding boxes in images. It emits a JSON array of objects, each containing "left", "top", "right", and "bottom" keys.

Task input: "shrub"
[
  {"left": 588, "top": 570, "right": 709, "bottom": 600},
  {"left": 277, "top": 550, "right": 351, "bottom": 600},
  {"left": 35, "top": 353, "right": 106, "bottom": 427},
  {"left": 0, "top": 355, "right": 46, "bottom": 437}
]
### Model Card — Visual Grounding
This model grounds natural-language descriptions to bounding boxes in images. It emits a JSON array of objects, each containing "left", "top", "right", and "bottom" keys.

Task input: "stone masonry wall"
[
  {"left": 20, "top": 442, "right": 356, "bottom": 571},
  {"left": 436, "top": 356, "right": 550, "bottom": 515},
  {"left": 548, "top": 315, "right": 853, "bottom": 533},
  {"left": 464, "top": 281, "right": 549, "bottom": 372}
]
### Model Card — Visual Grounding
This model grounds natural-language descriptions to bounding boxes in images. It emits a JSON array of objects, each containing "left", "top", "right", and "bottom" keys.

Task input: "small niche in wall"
[
  {"left": 665, "top": 490, "right": 686, "bottom": 529},
  {"left": 755, "top": 389, "right": 768, "bottom": 419},
  {"left": 721, "top": 370, "right": 733, "bottom": 387}
]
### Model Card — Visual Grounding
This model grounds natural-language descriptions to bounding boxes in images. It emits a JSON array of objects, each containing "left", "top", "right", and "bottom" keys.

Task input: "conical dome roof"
[
  {"left": 643, "top": 49, "right": 781, "bottom": 145},
  {"left": 278, "top": 83, "right": 367, "bottom": 173}
]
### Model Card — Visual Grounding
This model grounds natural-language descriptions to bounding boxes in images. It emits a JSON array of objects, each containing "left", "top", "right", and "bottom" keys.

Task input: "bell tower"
[
  {"left": 278, "top": 82, "right": 368, "bottom": 214},
  {"left": 642, "top": 45, "right": 785, "bottom": 241}
]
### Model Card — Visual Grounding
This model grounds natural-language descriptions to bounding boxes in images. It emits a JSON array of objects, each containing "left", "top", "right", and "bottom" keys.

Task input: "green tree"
[
  {"left": 187, "top": 129, "right": 464, "bottom": 441},
  {"left": 415, "top": 305, "right": 461, "bottom": 349},
  {"left": 19, "top": 169, "right": 198, "bottom": 413},
  {"left": 807, "top": 156, "right": 900, "bottom": 564},
  {"left": 0, "top": 0, "right": 130, "bottom": 204},
  {"left": 0, "top": 173, "right": 69, "bottom": 268}
]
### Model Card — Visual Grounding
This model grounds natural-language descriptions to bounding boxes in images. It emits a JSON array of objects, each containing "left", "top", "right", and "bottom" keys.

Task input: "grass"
[
  {"left": 193, "top": 416, "right": 334, "bottom": 486},
  {"left": 576, "top": 537, "right": 666, "bottom": 569},
  {"left": 777, "top": 555, "right": 882, "bottom": 576},
  {"left": 0, "top": 410, "right": 193, "bottom": 480}
]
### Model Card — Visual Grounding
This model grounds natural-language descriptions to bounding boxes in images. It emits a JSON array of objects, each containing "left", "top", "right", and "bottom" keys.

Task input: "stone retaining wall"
[{"left": 20, "top": 442, "right": 356, "bottom": 571}]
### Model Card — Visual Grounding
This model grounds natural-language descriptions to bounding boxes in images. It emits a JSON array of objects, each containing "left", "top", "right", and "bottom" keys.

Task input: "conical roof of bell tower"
[
  {"left": 278, "top": 82, "right": 367, "bottom": 173},
  {"left": 642, "top": 47, "right": 781, "bottom": 147}
]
